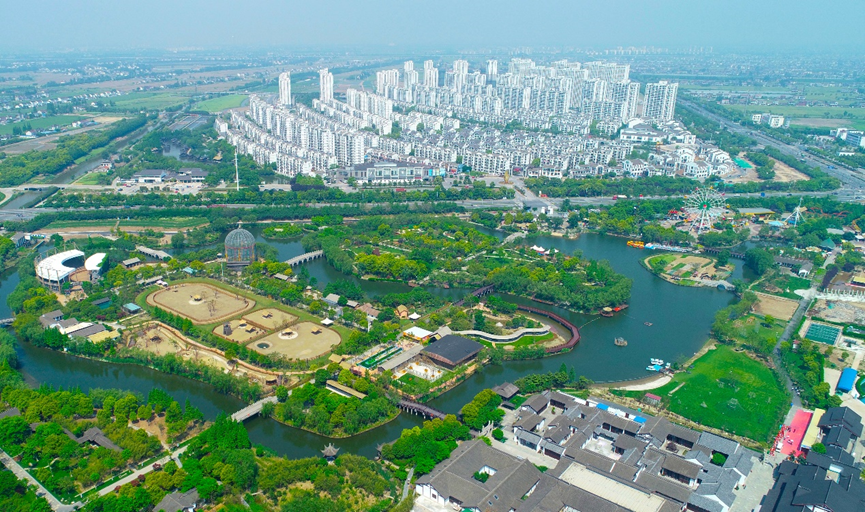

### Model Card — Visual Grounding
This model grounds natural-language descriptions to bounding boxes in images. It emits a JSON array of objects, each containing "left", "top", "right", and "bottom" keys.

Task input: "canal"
[{"left": 9, "top": 228, "right": 746, "bottom": 458}]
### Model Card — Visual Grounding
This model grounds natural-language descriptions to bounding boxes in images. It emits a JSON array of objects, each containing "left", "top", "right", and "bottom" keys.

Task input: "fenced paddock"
[
  {"left": 242, "top": 308, "right": 298, "bottom": 330},
  {"left": 249, "top": 321, "right": 339, "bottom": 360},
  {"left": 147, "top": 282, "right": 255, "bottom": 324}
]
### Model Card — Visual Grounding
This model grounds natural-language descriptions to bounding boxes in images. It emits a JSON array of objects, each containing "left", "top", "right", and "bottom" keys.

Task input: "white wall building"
[
  {"left": 278, "top": 71, "right": 292, "bottom": 106},
  {"left": 319, "top": 68, "right": 334, "bottom": 103},
  {"left": 643, "top": 81, "right": 679, "bottom": 121}
]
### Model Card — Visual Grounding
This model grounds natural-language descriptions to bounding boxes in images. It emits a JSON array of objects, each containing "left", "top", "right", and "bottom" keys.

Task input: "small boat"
[
  {"left": 644, "top": 322, "right": 653, "bottom": 326},
  {"left": 600, "top": 307, "right": 614, "bottom": 317},
  {"left": 614, "top": 337, "right": 628, "bottom": 347},
  {"left": 650, "top": 358, "right": 665, "bottom": 366}
]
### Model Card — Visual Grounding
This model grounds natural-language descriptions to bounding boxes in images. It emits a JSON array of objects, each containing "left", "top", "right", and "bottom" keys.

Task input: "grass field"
[
  {"left": 193, "top": 94, "right": 246, "bottom": 112},
  {"left": 44, "top": 217, "right": 208, "bottom": 230},
  {"left": 109, "top": 92, "right": 189, "bottom": 111},
  {"left": 622, "top": 346, "right": 788, "bottom": 442},
  {"left": 723, "top": 104, "right": 865, "bottom": 123},
  {"left": 73, "top": 172, "right": 107, "bottom": 185},
  {"left": 0, "top": 115, "right": 89, "bottom": 135}
]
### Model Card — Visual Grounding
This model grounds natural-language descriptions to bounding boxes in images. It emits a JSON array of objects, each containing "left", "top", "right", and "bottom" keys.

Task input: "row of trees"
[{"left": 0, "top": 115, "right": 147, "bottom": 187}]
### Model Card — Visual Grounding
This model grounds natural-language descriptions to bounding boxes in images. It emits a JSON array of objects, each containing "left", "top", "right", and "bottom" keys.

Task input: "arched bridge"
[
  {"left": 398, "top": 400, "right": 446, "bottom": 420},
  {"left": 285, "top": 250, "right": 323, "bottom": 267},
  {"left": 231, "top": 396, "right": 277, "bottom": 422}
]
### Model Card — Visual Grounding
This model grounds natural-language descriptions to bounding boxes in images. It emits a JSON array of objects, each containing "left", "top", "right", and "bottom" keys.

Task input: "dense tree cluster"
[
  {"left": 381, "top": 415, "right": 470, "bottom": 475},
  {"left": 488, "top": 252, "right": 632, "bottom": 312},
  {"left": 0, "top": 384, "right": 202, "bottom": 497},
  {"left": 459, "top": 389, "right": 505, "bottom": 430},
  {"left": 273, "top": 382, "right": 397, "bottom": 436},
  {"left": 259, "top": 454, "right": 399, "bottom": 512},
  {"left": 780, "top": 339, "right": 842, "bottom": 410},
  {"left": 514, "top": 364, "right": 592, "bottom": 394}
]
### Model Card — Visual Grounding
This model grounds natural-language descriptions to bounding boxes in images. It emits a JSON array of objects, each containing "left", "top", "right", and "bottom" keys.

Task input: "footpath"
[{"left": 0, "top": 448, "right": 83, "bottom": 512}]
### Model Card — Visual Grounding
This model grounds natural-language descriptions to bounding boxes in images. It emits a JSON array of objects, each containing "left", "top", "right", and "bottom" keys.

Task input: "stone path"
[{"left": 0, "top": 449, "right": 82, "bottom": 512}]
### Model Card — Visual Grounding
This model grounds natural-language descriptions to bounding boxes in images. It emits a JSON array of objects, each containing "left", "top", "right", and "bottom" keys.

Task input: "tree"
[
  {"left": 744, "top": 248, "right": 774, "bottom": 276},
  {"left": 811, "top": 442, "right": 826, "bottom": 454},
  {"left": 275, "top": 385, "right": 289, "bottom": 403},
  {"left": 165, "top": 401, "right": 183, "bottom": 424},
  {"left": 716, "top": 249, "right": 731, "bottom": 267}
]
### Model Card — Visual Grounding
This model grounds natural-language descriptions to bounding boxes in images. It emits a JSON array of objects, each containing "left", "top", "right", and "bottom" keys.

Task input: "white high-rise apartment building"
[
  {"left": 319, "top": 68, "right": 334, "bottom": 103},
  {"left": 423, "top": 60, "right": 439, "bottom": 88},
  {"left": 376, "top": 69, "right": 399, "bottom": 95},
  {"left": 610, "top": 80, "right": 640, "bottom": 120},
  {"left": 403, "top": 61, "right": 419, "bottom": 88},
  {"left": 451, "top": 59, "right": 469, "bottom": 91},
  {"left": 278, "top": 71, "right": 292, "bottom": 106},
  {"left": 643, "top": 80, "right": 679, "bottom": 121},
  {"left": 486, "top": 59, "right": 498, "bottom": 78}
]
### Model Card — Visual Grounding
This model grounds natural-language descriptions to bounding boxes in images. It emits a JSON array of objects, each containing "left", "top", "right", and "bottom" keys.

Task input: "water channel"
[{"left": 8, "top": 227, "right": 747, "bottom": 458}]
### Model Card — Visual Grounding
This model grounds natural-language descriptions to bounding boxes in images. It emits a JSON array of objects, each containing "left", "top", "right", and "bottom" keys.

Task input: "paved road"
[
  {"left": 402, "top": 467, "right": 414, "bottom": 501},
  {"left": 772, "top": 290, "right": 813, "bottom": 410},
  {"left": 680, "top": 99, "right": 865, "bottom": 190},
  {"left": 97, "top": 445, "right": 189, "bottom": 497},
  {"left": 0, "top": 448, "right": 83, "bottom": 511}
]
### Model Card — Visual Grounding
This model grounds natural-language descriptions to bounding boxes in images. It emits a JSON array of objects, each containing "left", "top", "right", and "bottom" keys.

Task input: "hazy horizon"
[{"left": 2, "top": 0, "right": 862, "bottom": 54}]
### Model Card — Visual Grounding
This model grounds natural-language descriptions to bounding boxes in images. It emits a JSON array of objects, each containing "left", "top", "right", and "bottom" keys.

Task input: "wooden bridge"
[
  {"left": 453, "top": 284, "right": 496, "bottom": 307},
  {"left": 231, "top": 396, "right": 277, "bottom": 422},
  {"left": 285, "top": 250, "right": 323, "bottom": 267},
  {"left": 398, "top": 399, "right": 446, "bottom": 420},
  {"left": 456, "top": 284, "right": 582, "bottom": 354},
  {"left": 516, "top": 304, "right": 581, "bottom": 353}
]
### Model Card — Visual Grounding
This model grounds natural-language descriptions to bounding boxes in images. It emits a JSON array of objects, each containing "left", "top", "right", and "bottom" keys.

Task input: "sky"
[{"left": 1, "top": 0, "right": 862, "bottom": 53}]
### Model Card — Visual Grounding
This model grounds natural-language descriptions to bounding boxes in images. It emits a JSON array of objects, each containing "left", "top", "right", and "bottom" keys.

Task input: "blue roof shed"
[{"left": 837, "top": 368, "right": 858, "bottom": 394}]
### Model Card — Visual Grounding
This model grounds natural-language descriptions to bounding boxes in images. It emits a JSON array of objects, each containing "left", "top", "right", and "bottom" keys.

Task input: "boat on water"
[
  {"left": 644, "top": 322, "right": 653, "bottom": 326},
  {"left": 614, "top": 337, "right": 628, "bottom": 347},
  {"left": 650, "top": 358, "right": 664, "bottom": 366},
  {"left": 600, "top": 304, "right": 629, "bottom": 317},
  {"left": 627, "top": 240, "right": 645, "bottom": 249},
  {"left": 646, "top": 364, "right": 663, "bottom": 372}
]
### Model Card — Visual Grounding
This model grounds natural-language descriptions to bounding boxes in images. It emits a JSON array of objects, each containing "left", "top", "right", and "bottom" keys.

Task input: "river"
[{"left": 8, "top": 227, "right": 746, "bottom": 458}]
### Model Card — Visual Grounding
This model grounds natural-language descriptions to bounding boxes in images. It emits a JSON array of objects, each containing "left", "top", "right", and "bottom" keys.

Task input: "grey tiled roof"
[
  {"left": 697, "top": 432, "right": 740, "bottom": 456},
  {"left": 522, "top": 393, "right": 550, "bottom": 414}
]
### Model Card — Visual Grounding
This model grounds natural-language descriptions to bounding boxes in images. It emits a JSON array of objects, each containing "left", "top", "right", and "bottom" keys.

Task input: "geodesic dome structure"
[{"left": 225, "top": 227, "right": 255, "bottom": 265}]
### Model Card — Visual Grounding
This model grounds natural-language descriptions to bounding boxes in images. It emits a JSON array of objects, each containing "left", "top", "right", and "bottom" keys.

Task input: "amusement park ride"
[{"left": 683, "top": 187, "right": 726, "bottom": 232}]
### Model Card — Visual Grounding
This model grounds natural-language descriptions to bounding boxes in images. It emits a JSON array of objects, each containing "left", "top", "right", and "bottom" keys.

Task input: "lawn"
[
  {"left": 755, "top": 272, "right": 812, "bottom": 300},
  {"left": 476, "top": 332, "right": 555, "bottom": 349},
  {"left": 194, "top": 94, "right": 246, "bottom": 113},
  {"left": 628, "top": 345, "right": 788, "bottom": 442},
  {"left": 0, "top": 114, "right": 89, "bottom": 135},
  {"left": 73, "top": 172, "right": 109, "bottom": 185}
]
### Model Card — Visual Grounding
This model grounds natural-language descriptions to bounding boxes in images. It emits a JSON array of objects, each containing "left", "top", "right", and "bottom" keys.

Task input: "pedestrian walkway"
[
  {"left": 0, "top": 449, "right": 82, "bottom": 512},
  {"left": 97, "top": 445, "right": 188, "bottom": 497}
]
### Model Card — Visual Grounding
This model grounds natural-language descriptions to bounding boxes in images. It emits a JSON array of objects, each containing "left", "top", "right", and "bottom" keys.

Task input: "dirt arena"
[
  {"left": 213, "top": 319, "right": 266, "bottom": 344},
  {"left": 148, "top": 283, "right": 255, "bottom": 324},
  {"left": 249, "top": 321, "right": 340, "bottom": 360},
  {"left": 753, "top": 293, "right": 800, "bottom": 321},
  {"left": 243, "top": 308, "right": 298, "bottom": 330}
]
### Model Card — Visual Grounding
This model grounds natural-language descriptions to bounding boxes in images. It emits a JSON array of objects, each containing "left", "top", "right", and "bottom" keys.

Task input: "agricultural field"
[
  {"left": 0, "top": 114, "right": 89, "bottom": 135},
  {"left": 193, "top": 94, "right": 246, "bottom": 112},
  {"left": 624, "top": 345, "right": 788, "bottom": 442}
]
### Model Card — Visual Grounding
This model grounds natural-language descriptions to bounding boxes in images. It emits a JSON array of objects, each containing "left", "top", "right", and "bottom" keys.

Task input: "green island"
[
  {"left": 644, "top": 252, "right": 734, "bottom": 288},
  {"left": 301, "top": 214, "right": 632, "bottom": 313}
]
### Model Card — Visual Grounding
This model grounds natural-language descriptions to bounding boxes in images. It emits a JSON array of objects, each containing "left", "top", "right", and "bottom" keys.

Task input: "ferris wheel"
[{"left": 684, "top": 187, "right": 726, "bottom": 232}]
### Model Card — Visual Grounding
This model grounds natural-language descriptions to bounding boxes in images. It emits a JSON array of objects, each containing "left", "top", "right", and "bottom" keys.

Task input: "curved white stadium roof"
[
  {"left": 36, "top": 250, "right": 85, "bottom": 282},
  {"left": 85, "top": 253, "right": 107, "bottom": 271}
]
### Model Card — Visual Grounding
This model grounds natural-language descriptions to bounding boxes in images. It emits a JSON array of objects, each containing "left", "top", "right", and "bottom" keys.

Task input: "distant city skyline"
[{"left": 1, "top": 0, "right": 862, "bottom": 52}]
